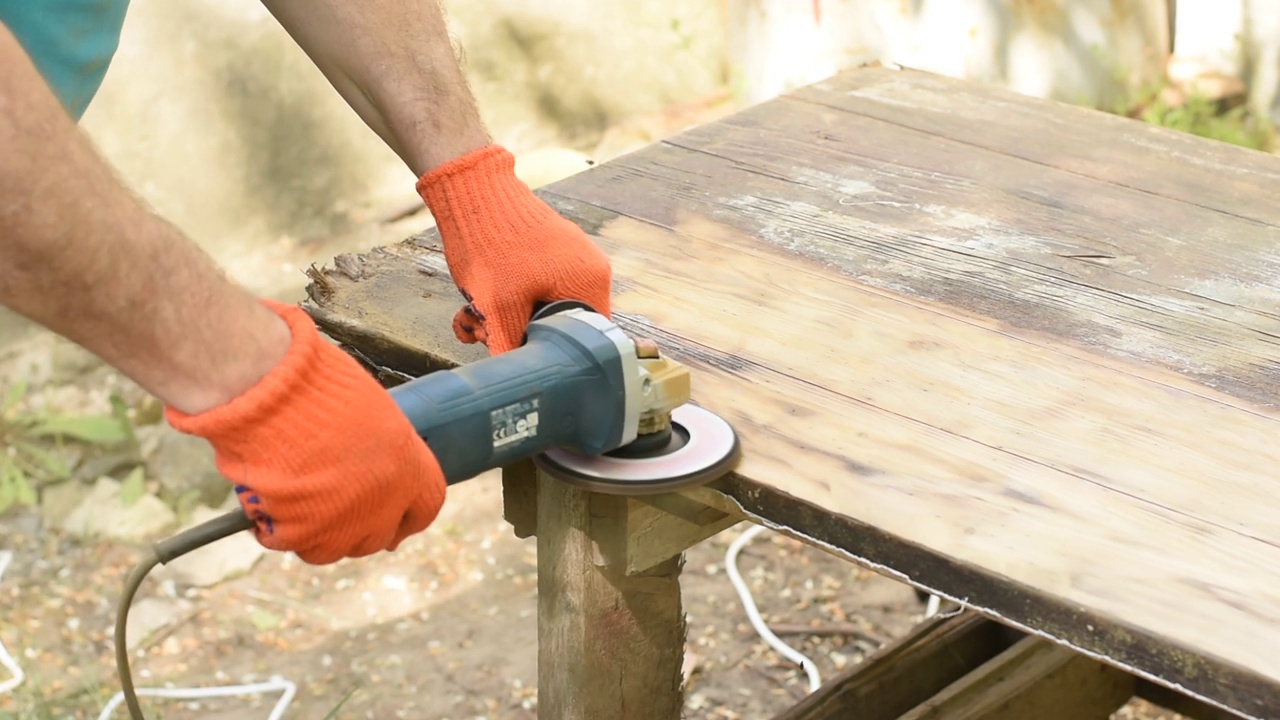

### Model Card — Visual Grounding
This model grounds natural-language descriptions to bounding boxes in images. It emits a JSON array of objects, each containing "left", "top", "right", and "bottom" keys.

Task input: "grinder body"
[{"left": 389, "top": 308, "right": 642, "bottom": 483}]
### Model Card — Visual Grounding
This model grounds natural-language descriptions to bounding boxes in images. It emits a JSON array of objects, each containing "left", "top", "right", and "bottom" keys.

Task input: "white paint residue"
[
  {"left": 723, "top": 196, "right": 870, "bottom": 269},
  {"left": 0, "top": 551, "right": 25, "bottom": 696},
  {"left": 839, "top": 199, "right": 920, "bottom": 209},
  {"left": 941, "top": 210, "right": 994, "bottom": 231},
  {"left": 844, "top": 79, "right": 923, "bottom": 109},
  {"left": 795, "top": 168, "right": 879, "bottom": 198},
  {"left": 1111, "top": 332, "right": 1207, "bottom": 376},
  {"left": 724, "top": 193, "right": 1040, "bottom": 289},
  {"left": 1125, "top": 133, "right": 1276, "bottom": 179},
  {"left": 413, "top": 252, "right": 449, "bottom": 276},
  {"left": 1185, "top": 276, "right": 1280, "bottom": 311},
  {"left": 957, "top": 231, "right": 1052, "bottom": 255},
  {"left": 1130, "top": 294, "right": 1209, "bottom": 315}
]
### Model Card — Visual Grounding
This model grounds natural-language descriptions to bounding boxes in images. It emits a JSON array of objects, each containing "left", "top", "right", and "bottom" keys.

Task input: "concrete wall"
[
  {"left": 1172, "top": 0, "right": 1280, "bottom": 122},
  {"left": 82, "top": 1, "right": 404, "bottom": 256},
  {"left": 724, "top": 0, "right": 1172, "bottom": 110},
  {"left": 79, "top": 0, "right": 727, "bottom": 265}
]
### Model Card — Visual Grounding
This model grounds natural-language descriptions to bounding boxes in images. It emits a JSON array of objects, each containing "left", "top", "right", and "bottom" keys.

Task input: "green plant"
[
  {"left": 0, "top": 382, "right": 134, "bottom": 514},
  {"left": 1138, "top": 89, "right": 1275, "bottom": 151},
  {"left": 0, "top": 664, "right": 116, "bottom": 720},
  {"left": 1095, "top": 40, "right": 1274, "bottom": 152},
  {"left": 321, "top": 684, "right": 361, "bottom": 719}
]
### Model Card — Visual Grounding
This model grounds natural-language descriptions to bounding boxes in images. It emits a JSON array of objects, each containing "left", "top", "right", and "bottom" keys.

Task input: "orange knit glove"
[
  {"left": 165, "top": 300, "right": 447, "bottom": 565},
  {"left": 416, "top": 145, "right": 613, "bottom": 355}
]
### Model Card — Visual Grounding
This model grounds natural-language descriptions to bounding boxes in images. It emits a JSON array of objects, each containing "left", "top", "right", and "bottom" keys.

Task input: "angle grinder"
[
  {"left": 393, "top": 299, "right": 741, "bottom": 492},
  {"left": 111, "top": 300, "right": 740, "bottom": 719}
]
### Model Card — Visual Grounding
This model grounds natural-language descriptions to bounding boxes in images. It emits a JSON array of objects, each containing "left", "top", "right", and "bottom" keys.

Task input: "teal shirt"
[{"left": 0, "top": 0, "right": 131, "bottom": 120}]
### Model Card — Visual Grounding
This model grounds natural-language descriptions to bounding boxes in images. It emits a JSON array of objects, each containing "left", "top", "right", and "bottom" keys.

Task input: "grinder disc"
[{"left": 534, "top": 404, "right": 740, "bottom": 495}]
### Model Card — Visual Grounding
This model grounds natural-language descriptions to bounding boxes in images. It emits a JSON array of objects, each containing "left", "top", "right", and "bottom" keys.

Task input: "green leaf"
[
  {"left": 29, "top": 415, "right": 129, "bottom": 445},
  {"left": 15, "top": 441, "right": 71, "bottom": 481},
  {"left": 0, "top": 463, "right": 16, "bottom": 514},
  {"left": 119, "top": 466, "right": 146, "bottom": 506},
  {"left": 175, "top": 489, "right": 202, "bottom": 525},
  {"left": 109, "top": 393, "right": 138, "bottom": 445},
  {"left": 12, "top": 470, "right": 35, "bottom": 506},
  {"left": 132, "top": 397, "right": 165, "bottom": 427},
  {"left": 322, "top": 685, "right": 362, "bottom": 720},
  {"left": 2, "top": 381, "right": 28, "bottom": 413},
  {"left": 250, "top": 608, "right": 281, "bottom": 630}
]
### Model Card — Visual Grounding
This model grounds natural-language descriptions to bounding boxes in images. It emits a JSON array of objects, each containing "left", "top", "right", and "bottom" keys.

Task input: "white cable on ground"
[
  {"left": 725, "top": 524, "right": 822, "bottom": 693},
  {"left": 97, "top": 676, "right": 297, "bottom": 720},
  {"left": 1, "top": 543, "right": 295, "bottom": 718},
  {"left": 0, "top": 550, "right": 26, "bottom": 696},
  {"left": 925, "top": 593, "right": 942, "bottom": 618}
]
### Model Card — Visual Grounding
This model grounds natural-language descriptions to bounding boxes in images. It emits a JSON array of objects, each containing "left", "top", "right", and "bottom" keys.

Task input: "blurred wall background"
[{"left": 76, "top": 0, "right": 1279, "bottom": 272}]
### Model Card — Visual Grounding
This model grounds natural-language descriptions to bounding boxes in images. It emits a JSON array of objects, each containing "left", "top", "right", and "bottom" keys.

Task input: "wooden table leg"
[
  {"left": 502, "top": 459, "right": 744, "bottom": 718},
  {"left": 535, "top": 467, "right": 687, "bottom": 719}
]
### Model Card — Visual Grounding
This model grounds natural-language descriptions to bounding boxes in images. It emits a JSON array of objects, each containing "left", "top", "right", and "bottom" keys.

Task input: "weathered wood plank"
[
  {"left": 544, "top": 145, "right": 1280, "bottom": 558},
  {"left": 552, "top": 104, "right": 1280, "bottom": 408},
  {"left": 304, "top": 237, "right": 487, "bottom": 378},
  {"left": 1137, "top": 680, "right": 1253, "bottom": 720},
  {"left": 897, "top": 635, "right": 1136, "bottom": 720},
  {"left": 307, "top": 201, "right": 1280, "bottom": 717},
  {"left": 773, "top": 611, "right": 1021, "bottom": 720},
  {"left": 535, "top": 469, "right": 686, "bottom": 719},
  {"left": 564, "top": 208, "right": 1280, "bottom": 691},
  {"left": 300, "top": 67, "right": 1280, "bottom": 718},
  {"left": 501, "top": 461, "right": 537, "bottom": 539},
  {"left": 502, "top": 464, "right": 743, "bottom": 573},
  {"left": 792, "top": 65, "right": 1280, "bottom": 229},
  {"left": 596, "top": 492, "right": 742, "bottom": 575}
]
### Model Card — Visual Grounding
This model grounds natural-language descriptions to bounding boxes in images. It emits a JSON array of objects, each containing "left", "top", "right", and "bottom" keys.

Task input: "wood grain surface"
[
  {"left": 302, "top": 66, "right": 1280, "bottom": 718},
  {"left": 535, "top": 470, "right": 686, "bottom": 720}
]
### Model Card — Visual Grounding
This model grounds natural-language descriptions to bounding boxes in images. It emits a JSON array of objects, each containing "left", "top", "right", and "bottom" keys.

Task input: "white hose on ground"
[
  {"left": 724, "top": 524, "right": 822, "bottom": 693},
  {"left": 96, "top": 677, "right": 297, "bottom": 720},
  {"left": 1, "top": 547, "right": 297, "bottom": 719},
  {"left": 925, "top": 593, "right": 942, "bottom": 618},
  {"left": 2, "top": 541, "right": 299, "bottom": 718},
  {"left": 0, "top": 550, "right": 26, "bottom": 696}
]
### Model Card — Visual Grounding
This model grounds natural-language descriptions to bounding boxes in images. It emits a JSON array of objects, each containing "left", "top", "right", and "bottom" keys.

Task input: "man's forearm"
[
  {"left": 0, "top": 23, "right": 290, "bottom": 415},
  {"left": 261, "top": 0, "right": 491, "bottom": 176}
]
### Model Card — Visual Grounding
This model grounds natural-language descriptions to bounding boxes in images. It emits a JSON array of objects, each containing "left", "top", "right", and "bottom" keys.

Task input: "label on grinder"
[{"left": 490, "top": 396, "right": 541, "bottom": 450}]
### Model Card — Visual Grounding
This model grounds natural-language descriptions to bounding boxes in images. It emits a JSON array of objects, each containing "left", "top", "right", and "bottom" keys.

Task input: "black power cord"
[{"left": 114, "top": 510, "right": 255, "bottom": 720}]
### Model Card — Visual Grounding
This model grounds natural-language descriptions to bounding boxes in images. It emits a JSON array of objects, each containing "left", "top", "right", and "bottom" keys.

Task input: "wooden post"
[
  {"left": 501, "top": 461, "right": 538, "bottom": 539},
  {"left": 898, "top": 635, "right": 1136, "bottom": 720},
  {"left": 534, "top": 468, "right": 688, "bottom": 720},
  {"left": 773, "top": 611, "right": 1023, "bottom": 720}
]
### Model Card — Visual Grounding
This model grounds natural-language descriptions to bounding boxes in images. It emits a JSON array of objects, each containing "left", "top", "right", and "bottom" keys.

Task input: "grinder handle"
[{"left": 389, "top": 307, "right": 630, "bottom": 483}]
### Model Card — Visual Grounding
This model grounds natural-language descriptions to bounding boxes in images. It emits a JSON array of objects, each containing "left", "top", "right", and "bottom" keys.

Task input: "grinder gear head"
[{"left": 528, "top": 301, "right": 741, "bottom": 494}]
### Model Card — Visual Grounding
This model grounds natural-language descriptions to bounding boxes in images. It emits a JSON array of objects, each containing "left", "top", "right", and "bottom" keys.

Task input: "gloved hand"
[
  {"left": 416, "top": 145, "right": 613, "bottom": 355},
  {"left": 165, "top": 300, "right": 447, "bottom": 565}
]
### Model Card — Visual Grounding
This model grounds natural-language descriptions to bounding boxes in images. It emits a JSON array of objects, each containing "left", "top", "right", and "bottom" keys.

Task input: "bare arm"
[
  {"left": 260, "top": 0, "right": 491, "bottom": 176},
  {"left": 0, "top": 22, "right": 291, "bottom": 415},
  {"left": 262, "top": 0, "right": 615, "bottom": 356}
]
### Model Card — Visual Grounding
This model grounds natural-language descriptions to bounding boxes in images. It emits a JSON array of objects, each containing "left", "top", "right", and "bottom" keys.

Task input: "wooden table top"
[{"left": 302, "top": 66, "right": 1280, "bottom": 719}]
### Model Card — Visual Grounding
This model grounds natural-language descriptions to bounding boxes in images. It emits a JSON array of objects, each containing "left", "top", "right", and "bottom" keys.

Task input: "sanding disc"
[{"left": 534, "top": 404, "right": 741, "bottom": 495}]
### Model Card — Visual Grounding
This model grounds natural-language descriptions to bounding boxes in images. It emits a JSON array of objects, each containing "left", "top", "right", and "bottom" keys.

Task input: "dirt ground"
[
  {"left": 0, "top": 476, "right": 927, "bottom": 719},
  {"left": 0, "top": 478, "right": 1189, "bottom": 720},
  {"left": 0, "top": 467, "right": 1185, "bottom": 720}
]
